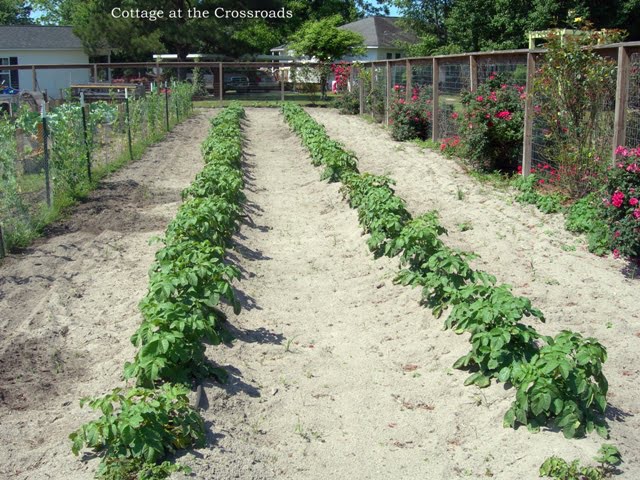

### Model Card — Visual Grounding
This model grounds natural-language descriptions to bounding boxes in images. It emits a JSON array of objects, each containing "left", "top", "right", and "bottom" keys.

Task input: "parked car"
[
  {"left": 247, "top": 71, "right": 279, "bottom": 92},
  {"left": 224, "top": 73, "right": 250, "bottom": 93}
]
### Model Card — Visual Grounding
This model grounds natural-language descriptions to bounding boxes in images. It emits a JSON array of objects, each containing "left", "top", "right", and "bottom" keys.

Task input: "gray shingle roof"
[
  {"left": 0, "top": 26, "right": 84, "bottom": 50},
  {"left": 339, "top": 16, "right": 418, "bottom": 48}
]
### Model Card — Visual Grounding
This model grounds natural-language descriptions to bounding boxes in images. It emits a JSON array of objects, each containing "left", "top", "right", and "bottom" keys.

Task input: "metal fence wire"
[
  {"left": 0, "top": 88, "right": 192, "bottom": 255},
  {"left": 351, "top": 42, "right": 640, "bottom": 176},
  {"left": 627, "top": 52, "right": 640, "bottom": 148},
  {"left": 438, "top": 60, "right": 469, "bottom": 139}
]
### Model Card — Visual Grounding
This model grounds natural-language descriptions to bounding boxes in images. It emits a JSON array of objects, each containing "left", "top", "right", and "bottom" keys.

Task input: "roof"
[
  {"left": 0, "top": 26, "right": 84, "bottom": 50},
  {"left": 338, "top": 16, "right": 418, "bottom": 48}
]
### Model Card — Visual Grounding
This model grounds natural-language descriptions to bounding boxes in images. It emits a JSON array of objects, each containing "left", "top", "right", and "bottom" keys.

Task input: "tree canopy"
[
  {"left": 0, "top": 0, "right": 32, "bottom": 24},
  {"left": 289, "top": 14, "right": 366, "bottom": 61},
  {"left": 23, "top": 0, "right": 640, "bottom": 59},
  {"left": 391, "top": 0, "right": 640, "bottom": 53}
]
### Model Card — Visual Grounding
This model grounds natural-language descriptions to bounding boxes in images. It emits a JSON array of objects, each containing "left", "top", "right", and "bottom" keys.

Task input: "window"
[
  {"left": 396, "top": 53, "right": 402, "bottom": 59},
  {"left": 386, "top": 53, "right": 393, "bottom": 59},
  {"left": 0, "top": 58, "right": 11, "bottom": 88},
  {"left": 0, "top": 57, "right": 18, "bottom": 89}
]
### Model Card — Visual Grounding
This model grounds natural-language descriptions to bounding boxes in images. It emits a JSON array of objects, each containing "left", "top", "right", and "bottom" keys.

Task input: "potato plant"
[
  {"left": 72, "top": 104, "right": 247, "bottom": 479},
  {"left": 282, "top": 103, "right": 612, "bottom": 441}
]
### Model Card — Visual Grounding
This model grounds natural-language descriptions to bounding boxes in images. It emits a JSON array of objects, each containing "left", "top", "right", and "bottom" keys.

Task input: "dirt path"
[
  {"left": 0, "top": 110, "right": 216, "bottom": 479},
  {"left": 177, "top": 108, "right": 639, "bottom": 479}
]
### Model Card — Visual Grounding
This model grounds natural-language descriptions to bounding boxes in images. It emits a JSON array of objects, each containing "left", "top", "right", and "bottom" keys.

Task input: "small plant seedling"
[
  {"left": 458, "top": 221, "right": 473, "bottom": 232},
  {"left": 285, "top": 335, "right": 299, "bottom": 353},
  {"left": 456, "top": 187, "right": 465, "bottom": 201},
  {"left": 539, "top": 444, "right": 622, "bottom": 479}
]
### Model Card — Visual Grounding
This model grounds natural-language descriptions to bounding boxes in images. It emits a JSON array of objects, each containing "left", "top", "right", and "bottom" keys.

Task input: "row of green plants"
[
  {"left": 69, "top": 104, "right": 246, "bottom": 479},
  {"left": 0, "top": 83, "right": 194, "bottom": 253},
  {"left": 282, "top": 103, "right": 615, "bottom": 448}
]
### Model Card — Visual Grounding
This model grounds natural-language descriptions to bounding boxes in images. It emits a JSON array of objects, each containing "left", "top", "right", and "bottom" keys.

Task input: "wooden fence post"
[
  {"left": 405, "top": 59, "right": 412, "bottom": 102},
  {"left": 469, "top": 55, "right": 478, "bottom": 91},
  {"left": 0, "top": 224, "right": 6, "bottom": 259},
  {"left": 521, "top": 52, "right": 536, "bottom": 177},
  {"left": 359, "top": 67, "right": 365, "bottom": 115},
  {"left": 385, "top": 61, "right": 392, "bottom": 126},
  {"left": 432, "top": 57, "right": 440, "bottom": 141},
  {"left": 280, "top": 66, "right": 285, "bottom": 101},
  {"left": 612, "top": 46, "right": 630, "bottom": 163},
  {"left": 219, "top": 63, "right": 224, "bottom": 103},
  {"left": 15, "top": 128, "right": 24, "bottom": 176}
]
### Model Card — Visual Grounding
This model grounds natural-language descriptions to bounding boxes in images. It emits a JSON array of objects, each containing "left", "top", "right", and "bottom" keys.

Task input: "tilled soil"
[{"left": 2, "top": 107, "right": 638, "bottom": 480}]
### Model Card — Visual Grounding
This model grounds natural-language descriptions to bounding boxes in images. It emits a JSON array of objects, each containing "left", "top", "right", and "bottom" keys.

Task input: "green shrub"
[{"left": 458, "top": 73, "right": 525, "bottom": 172}]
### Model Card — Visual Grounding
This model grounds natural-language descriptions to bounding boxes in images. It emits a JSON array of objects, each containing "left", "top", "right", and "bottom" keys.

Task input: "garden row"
[
  {"left": 0, "top": 83, "right": 193, "bottom": 254},
  {"left": 69, "top": 104, "right": 247, "bottom": 480},
  {"left": 281, "top": 103, "right": 621, "bottom": 477}
]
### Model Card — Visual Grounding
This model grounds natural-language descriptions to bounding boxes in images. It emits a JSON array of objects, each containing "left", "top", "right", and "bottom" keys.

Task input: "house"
[
  {"left": 0, "top": 25, "right": 93, "bottom": 98},
  {"left": 270, "top": 16, "right": 418, "bottom": 62},
  {"left": 338, "top": 16, "right": 417, "bottom": 61}
]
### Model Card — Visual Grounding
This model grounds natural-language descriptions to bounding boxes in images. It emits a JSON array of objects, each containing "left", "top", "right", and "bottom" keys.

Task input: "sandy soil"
[
  {"left": 0, "top": 110, "right": 215, "bottom": 479},
  {"left": 2, "top": 107, "right": 638, "bottom": 480},
  {"left": 176, "top": 108, "right": 639, "bottom": 479}
]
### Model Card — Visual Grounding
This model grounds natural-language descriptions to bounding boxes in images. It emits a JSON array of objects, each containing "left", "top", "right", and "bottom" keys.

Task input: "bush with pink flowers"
[
  {"left": 458, "top": 73, "right": 525, "bottom": 172},
  {"left": 388, "top": 84, "right": 433, "bottom": 141},
  {"left": 604, "top": 147, "right": 640, "bottom": 261}
]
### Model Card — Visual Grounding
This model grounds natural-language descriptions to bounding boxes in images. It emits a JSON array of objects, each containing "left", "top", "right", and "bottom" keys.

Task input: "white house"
[
  {"left": 0, "top": 25, "right": 91, "bottom": 98},
  {"left": 270, "top": 16, "right": 418, "bottom": 62}
]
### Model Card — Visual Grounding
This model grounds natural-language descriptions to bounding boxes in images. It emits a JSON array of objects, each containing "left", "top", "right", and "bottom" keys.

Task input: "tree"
[
  {"left": 0, "top": 0, "right": 32, "bottom": 24},
  {"left": 390, "top": 0, "right": 453, "bottom": 43},
  {"left": 289, "top": 14, "right": 365, "bottom": 98},
  {"left": 30, "top": 0, "right": 385, "bottom": 61}
]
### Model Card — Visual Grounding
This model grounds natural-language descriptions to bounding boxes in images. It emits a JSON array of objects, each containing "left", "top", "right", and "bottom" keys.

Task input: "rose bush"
[
  {"left": 388, "top": 84, "right": 432, "bottom": 141},
  {"left": 457, "top": 73, "right": 525, "bottom": 172},
  {"left": 604, "top": 147, "right": 640, "bottom": 261}
]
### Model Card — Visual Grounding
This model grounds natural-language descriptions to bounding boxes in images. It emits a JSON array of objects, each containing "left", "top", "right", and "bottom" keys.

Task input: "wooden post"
[
  {"left": 405, "top": 59, "right": 412, "bottom": 102},
  {"left": 385, "top": 61, "right": 392, "bottom": 126},
  {"left": 280, "top": 67, "right": 285, "bottom": 101},
  {"left": 359, "top": 68, "right": 364, "bottom": 115},
  {"left": 15, "top": 128, "right": 25, "bottom": 176},
  {"left": 432, "top": 58, "right": 440, "bottom": 141},
  {"left": 0, "top": 224, "right": 6, "bottom": 259},
  {"left": 612, "top": 46, "right": 630, "bottom": 163},
  {"left": 93, "top": 64, "right": 98, "bottom": 82},
  {"left": 521, "top": 52, "right": 536, "bottom": 177},
  {"left": 469, "top": 55, "right": 478, "bottom": 91},
  {"left": 42, "top": 114, "right": 52, "bottom": 207},
  {"left": 218, "top": 62, "right": 223, "bottom": 103}
]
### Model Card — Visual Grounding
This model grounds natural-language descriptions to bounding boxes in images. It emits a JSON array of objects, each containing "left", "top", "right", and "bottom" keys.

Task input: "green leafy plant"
[
  {"left": 70, "top": 384, "right": 203, "bottom": 480},
  {"left": 458, "top": 73, "right": 525, "bottom": 172},
  {"left": 505, "top": 331, "right": 609, "bottom": 439},
  {"left": 72, "top": 105, "right": 246, "bottom": 479},
  {"left": 534, "top": 27, "right": 623, "bottom": 198},
  {"left": 540, "top": 444, "right": 622, "bottom": 479},
  {"left": 282, "top": 99, "right": 612, "bottom": 441},
  {"left": 565, "top": 194, "right": 611, "bottom": 256},
  {"left": 604, "top": 148, "right": 640, "bottom": 261}
]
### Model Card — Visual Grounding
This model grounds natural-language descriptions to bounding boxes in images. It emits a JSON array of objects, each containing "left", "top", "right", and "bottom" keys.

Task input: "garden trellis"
[{"left": 0, "top": 83, "right": 193, "bottom": 256}]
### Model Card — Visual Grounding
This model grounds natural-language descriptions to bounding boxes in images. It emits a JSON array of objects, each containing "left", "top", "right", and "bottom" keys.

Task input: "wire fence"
[
  {"left": 352, "top": 41, "right": 640, "bottom": 177},
  {"left": 0, "top": 83, "right": 193, "bottom": 256},
  {"left": 627, "top": 52, "right": 640, "bottom": 148}
]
